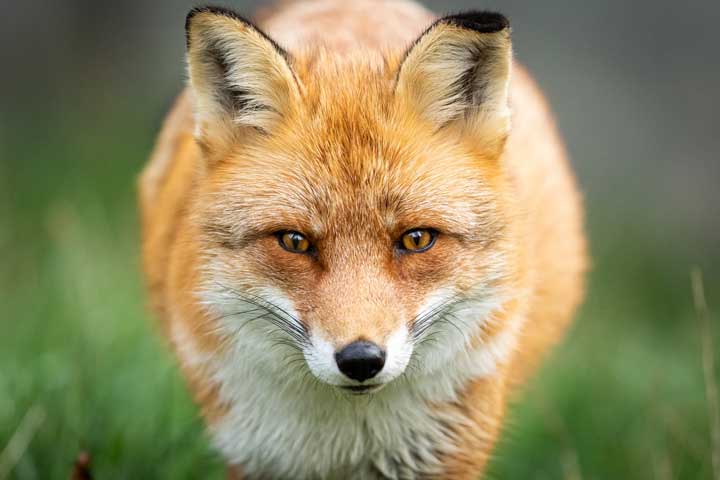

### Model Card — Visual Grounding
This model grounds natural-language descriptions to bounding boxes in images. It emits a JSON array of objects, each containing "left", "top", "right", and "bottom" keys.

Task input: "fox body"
[{"left": 139, "top": 1, "right": 586, "bottom": 478}]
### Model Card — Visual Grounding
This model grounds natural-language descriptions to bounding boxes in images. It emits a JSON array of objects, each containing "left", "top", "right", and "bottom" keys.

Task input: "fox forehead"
[
  {"left": 203, "top": 143, "right": 503, "bottom": 247},
  {"left": 199, "top": 57, "right": 506, "bottom": 246}
]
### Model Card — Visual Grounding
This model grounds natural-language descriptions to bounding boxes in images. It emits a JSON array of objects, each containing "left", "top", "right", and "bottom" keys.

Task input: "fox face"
[{"left": 185, "top": 7, "right": 516, "bottom": 394}]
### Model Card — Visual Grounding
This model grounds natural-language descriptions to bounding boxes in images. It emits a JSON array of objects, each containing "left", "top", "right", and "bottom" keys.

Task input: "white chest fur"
[
  {"left": 173, "top": 276, "right": 518, "bottom": 479},
  {"left": 171, "top": 302, "right": 518, "bottom": 479},
  {"left": 211, "top": 366, "right": 453, "bottom": 479}
]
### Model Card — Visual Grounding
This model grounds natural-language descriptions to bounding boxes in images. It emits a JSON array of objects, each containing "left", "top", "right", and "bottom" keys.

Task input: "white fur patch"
[
  {"left": 303, "top": 331, "right": 343, "bottom": 385},
  {"left": 179, "top": 274, "right": 517, "bottom": 479},
  {"left": 383, "top": 326, "right": 414, "bottom": 380}
]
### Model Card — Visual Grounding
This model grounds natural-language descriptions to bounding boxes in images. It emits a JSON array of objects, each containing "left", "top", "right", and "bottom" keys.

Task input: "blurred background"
[{"left": 1, "top": 0, "right": 718, "bottom": 478}]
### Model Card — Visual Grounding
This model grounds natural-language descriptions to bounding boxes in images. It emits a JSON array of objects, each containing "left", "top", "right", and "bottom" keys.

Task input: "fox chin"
[{"left": 139, "top": 1, "right": 587, "bottom": 478}]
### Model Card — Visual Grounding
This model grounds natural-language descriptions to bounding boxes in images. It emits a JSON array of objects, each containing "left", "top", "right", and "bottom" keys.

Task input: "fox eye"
[
  {"left": 278, "top": 231, "right": 311, "bottom": 254},
  {"left": 399, "top": 229, "right": 437, "bottom": 253}
]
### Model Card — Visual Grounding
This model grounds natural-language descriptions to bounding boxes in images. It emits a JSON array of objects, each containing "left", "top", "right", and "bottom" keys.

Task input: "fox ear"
[
  {"left": 185, "top": 7, "right": 300, "bottom": 151},
  {"left": 395, "top": 12, "right": 512, "bottom": 151}
]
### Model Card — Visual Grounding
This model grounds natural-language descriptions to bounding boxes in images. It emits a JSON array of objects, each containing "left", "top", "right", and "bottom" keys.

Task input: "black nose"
[{"left": 334, "top": 341, "right": 386, "bottom": 382}]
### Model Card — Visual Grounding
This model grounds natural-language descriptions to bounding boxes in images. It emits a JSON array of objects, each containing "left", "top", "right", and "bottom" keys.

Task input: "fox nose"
[{"left": 334, "top": 341, "right": 386, "bottom": 382}]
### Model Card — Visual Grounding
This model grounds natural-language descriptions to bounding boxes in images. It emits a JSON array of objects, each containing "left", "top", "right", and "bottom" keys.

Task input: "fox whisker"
[
  {"left": 410, "top": 293, "right": 464, "bottom": 342},
  {"left": 208, "top": 282, "right": 311, "bottom": 348}
]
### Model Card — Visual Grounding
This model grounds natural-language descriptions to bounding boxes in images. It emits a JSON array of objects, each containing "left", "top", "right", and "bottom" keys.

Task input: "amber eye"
[
  {"left": 399, "top": 229, "right": 437, "bottom": 253},
  {"left": 278, "top": 231, "right": 311, "bottom": 254}
]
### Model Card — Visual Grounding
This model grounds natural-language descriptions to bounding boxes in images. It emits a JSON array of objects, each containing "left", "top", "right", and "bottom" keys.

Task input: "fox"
[{"left": 139, "top": 0, "right": 587, "bottom": 478}]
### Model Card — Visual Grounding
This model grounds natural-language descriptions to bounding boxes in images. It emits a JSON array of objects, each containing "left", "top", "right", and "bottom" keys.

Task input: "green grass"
[{"left": 1, "top": 104, "right": 718, "bottom": 479}]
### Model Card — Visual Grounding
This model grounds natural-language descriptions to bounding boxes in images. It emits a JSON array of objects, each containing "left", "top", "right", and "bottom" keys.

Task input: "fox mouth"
[{"left": 340, "top": 384, "right": 384, "bottom": 395}]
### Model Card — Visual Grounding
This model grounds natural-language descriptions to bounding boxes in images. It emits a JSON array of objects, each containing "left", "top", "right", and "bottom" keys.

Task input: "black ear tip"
[
  {"left": 442, "top": 11, "right": 510, "bottom": 34},
  {"left": 185, "top": 7, "right": 205, "bottom": 33},
  {"left": 186, "top": 5, "right": 251, "bottom": 33},
  {"left": 184, "top": 5, "right": 290, "bottom": 59},
  {"left": 185, "top": 5, "right": 251, "bottom": 48}
]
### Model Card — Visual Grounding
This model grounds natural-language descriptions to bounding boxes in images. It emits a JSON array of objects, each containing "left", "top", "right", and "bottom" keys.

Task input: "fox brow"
[{"left": 199, "top": 188, "right": 503, "bottom": 250}]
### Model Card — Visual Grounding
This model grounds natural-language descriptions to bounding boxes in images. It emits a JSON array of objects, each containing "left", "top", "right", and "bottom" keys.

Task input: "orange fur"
[{"left": 140, "top": 1, "right": 586, "bottom": 478}]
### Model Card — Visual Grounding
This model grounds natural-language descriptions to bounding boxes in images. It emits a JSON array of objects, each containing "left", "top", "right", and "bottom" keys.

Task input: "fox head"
[{"left": 184, "top": 7, "right": 518, "bottom": 394}]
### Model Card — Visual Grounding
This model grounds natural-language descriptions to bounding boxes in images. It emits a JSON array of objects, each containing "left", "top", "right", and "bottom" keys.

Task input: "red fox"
[{"left": 139, "top": 1, "right": 587, "bottom": 478}]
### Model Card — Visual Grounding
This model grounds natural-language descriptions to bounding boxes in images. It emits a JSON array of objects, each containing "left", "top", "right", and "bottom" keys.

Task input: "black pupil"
[
  {"left": 410, "top": 231, "right": 423, "bottom": 247},
  {"left": 290, "top": 233, "right": 302, "bottom": 250}
]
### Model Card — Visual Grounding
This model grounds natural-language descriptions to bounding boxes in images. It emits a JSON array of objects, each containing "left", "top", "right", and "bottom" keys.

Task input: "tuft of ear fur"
[
  {"left": 185, "top": 6, "right": 300, "bottom": 152},
  {"left": 395, "top": 12, "right": 512, "bottom": 151}
]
